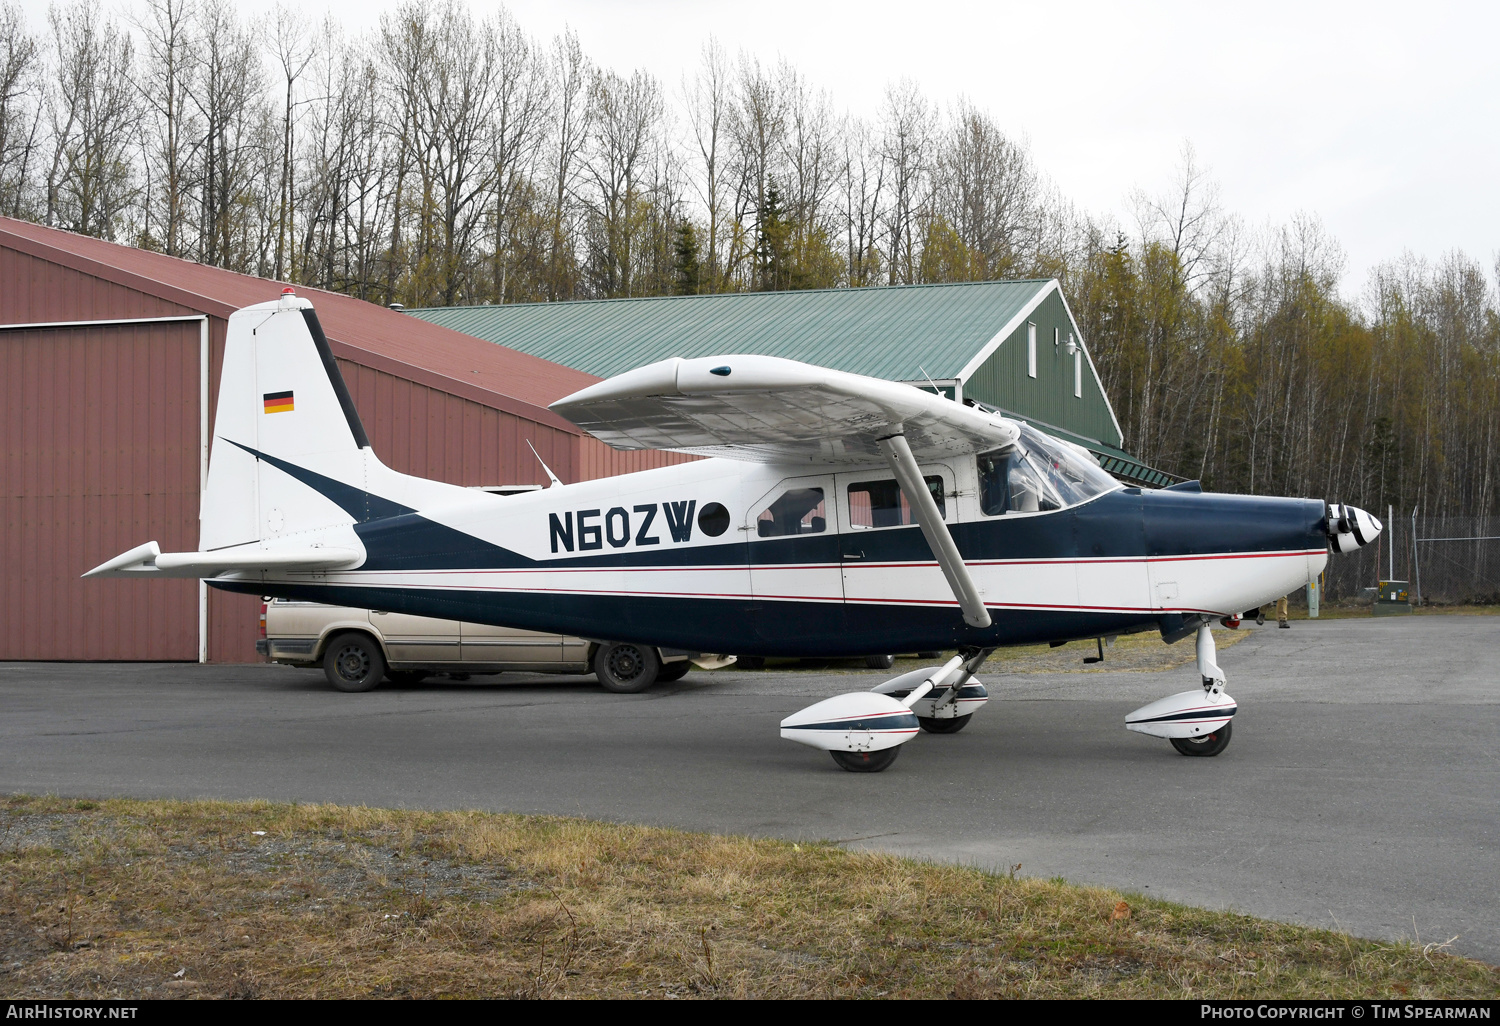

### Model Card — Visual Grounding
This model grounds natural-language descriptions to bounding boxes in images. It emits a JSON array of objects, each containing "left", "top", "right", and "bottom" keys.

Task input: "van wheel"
[
  {"left": 324, "top": 633, "right": 385, "bottom": 693},
  {"left": 656, "top": 659, "right": 691, "bottom": 682},
  {"left": 864, "top": 654, "right": 896, "bottom": 669},
  {"left": 594, "top": 642, "right": 660, "bottom": 693}
]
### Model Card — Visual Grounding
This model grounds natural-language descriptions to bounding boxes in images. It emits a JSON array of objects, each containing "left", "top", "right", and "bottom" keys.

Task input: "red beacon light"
[
  {"left": 281, "top": 287, "right": 295, "bottom": 296},
  {"left": 277, "top": 285, "right": 298, "bottom": 309}
]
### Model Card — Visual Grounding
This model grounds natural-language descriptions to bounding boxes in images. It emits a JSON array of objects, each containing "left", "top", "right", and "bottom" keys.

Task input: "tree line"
[{"left": 2, "top": 0, "right": 1496, "bottom": 522}]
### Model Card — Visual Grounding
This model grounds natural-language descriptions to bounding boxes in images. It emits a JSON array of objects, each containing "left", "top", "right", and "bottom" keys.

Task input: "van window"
[
  {"left": 847, "top": 477, "right": 945, "bottom": 529},
  {"left": 756, "top": 487, "right": 826, "bottom": 537}
]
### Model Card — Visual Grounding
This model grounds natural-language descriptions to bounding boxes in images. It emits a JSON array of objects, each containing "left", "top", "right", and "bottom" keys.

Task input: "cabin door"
[{"left": 744, "top": 475, "right": 842, "bottom": 644}]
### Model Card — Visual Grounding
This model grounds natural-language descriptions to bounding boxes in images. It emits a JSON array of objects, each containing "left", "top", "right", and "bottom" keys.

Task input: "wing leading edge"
[{"left": 548, "top": 355, "right": 1020, "bottom": 465}]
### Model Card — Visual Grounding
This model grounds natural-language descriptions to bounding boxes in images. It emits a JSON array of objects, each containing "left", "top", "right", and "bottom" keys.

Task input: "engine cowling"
[{"left": 1327, "top": 503, "right": 1382, "bottom": 553}]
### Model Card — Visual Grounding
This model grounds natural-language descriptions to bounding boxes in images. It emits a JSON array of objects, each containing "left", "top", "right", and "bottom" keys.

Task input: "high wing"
[
  {"left": 552, "top": 355, "right": 1013, "bottom": 628},
  {"left": 548, "top": 355, "right": 1020, "bottom": 465}
]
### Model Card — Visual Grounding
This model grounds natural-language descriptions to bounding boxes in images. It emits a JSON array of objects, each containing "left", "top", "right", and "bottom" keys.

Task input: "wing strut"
[{"left": 877, "top": 432, "right": 993, "bottom": 629}]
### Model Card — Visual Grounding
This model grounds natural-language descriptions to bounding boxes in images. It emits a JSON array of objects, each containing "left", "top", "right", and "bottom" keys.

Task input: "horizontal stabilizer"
[
  {"left": 550, "top": 355, "right": 1019, "bottom": 465},
  {"left": 83, "top": 541, "right": 362, "bottom": 579}
]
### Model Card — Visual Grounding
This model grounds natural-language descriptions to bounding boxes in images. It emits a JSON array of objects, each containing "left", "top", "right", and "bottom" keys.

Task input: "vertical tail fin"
[
  {"left": 200, "top": 292, "right": 373, "bottom": 550},
  {"left": 86, "top": 291, "right": 479, "bottom": 578}
]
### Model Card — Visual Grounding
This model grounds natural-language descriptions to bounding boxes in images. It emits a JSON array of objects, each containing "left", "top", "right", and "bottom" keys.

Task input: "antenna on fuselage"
[{"left": 526, "top": 440, "right": 563, "bottom": 488}]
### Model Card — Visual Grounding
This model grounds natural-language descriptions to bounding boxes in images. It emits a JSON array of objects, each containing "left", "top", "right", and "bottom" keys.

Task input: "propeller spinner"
[{"left": 1327, "top": 503, "right": 1383, "bottom": 553}]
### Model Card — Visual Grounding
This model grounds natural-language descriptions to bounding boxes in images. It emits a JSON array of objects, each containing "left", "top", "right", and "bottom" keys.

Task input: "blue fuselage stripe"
[{"left": 227, "top": 452, "right": 1329, "bottom": 655}]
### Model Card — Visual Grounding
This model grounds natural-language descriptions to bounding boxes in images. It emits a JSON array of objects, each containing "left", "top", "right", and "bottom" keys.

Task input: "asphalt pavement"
[{"left": 2, "top": 614, "right": 1496, "bottom": 962}]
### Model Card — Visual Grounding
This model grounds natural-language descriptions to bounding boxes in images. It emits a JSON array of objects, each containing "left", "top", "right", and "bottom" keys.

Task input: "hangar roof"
[
  {"left": 408, "top": 280, "right": 1053, "bottom": 382},
  {"left": 410, "top": 280, "right": 1180, "bottom": 487},
  {"left": 0, "top": 217, "right": 595, "bottom": 431}
]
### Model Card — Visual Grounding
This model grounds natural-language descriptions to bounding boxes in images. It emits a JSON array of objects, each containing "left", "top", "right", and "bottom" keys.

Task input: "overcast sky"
[{"left": 19, "top": 0, "right": 1499, "bottom": 293}]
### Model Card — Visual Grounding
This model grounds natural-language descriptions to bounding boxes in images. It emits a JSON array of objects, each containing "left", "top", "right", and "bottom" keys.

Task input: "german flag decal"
[{"left": 263, "top": 390, "right": 294, "bottom": 414}]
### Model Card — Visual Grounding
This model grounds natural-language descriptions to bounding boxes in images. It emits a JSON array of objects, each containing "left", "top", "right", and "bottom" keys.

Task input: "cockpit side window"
[
  {"left": 978, "top": 452, "right": 1059, "bottom": 515},
  {"left": 755, "top": 487, "right": 826, "bottom": 537},
  {"left": 978, "top": 424, "right": 1120, "bottom": 516}
]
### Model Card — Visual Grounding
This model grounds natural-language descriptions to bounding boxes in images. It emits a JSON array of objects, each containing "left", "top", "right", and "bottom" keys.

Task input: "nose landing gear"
[{"left": 1125, "top": 623, "right": 1237, "bottom": 756}]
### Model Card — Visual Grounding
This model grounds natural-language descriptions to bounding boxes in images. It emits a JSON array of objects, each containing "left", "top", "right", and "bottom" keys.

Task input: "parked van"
[{"left": 257, "top": 599, "right": 732, "bottom": 694}]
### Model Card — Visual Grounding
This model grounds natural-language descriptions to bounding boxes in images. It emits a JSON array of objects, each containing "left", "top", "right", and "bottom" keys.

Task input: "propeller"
[{"left": 1327, "top": 503, "right": 1383, "bottom": 553}]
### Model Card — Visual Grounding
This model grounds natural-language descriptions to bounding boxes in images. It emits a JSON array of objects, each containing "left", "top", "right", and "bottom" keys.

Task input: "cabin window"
[
  {"left": 755, "top": 487, "right": 826, "bottom": 537},
  {"left": 846, "top": 477, "right": 945, "bottom": 529},
  {"left": 1027, "top": 323, "right": 1037, "bottom": 378},
  {"left": 977, "top": 423, "right": 1119, "bottom": 516}
]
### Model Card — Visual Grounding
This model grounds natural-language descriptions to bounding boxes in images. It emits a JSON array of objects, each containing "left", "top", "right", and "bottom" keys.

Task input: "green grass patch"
[{"left": 1, "top": 795, "right": 1494, "bottom": 999}]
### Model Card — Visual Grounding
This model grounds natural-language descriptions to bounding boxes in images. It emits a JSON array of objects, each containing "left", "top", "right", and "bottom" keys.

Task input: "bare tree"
[
  {"left": 134, "top": 0, "right": 194, "bottom": 255},
  {"left": 727, "top": 54, "right": 784, "bottom": 288},
  {"left": 0, "top": 1, "right": 43, "bottom": 217},
  {"left": 681, "top": 37, "right": 730, "bottom": 291},
  {"left": 1132, "top": 142, "right": 1224, "bottom": 291},
  {"left": 839, "top": 115, "right": 884, "bottom": 287},
  {"left": 377, "top": 0, "right": 426, "bottom": 300},
  {"left": 298, "top": 17, "right": 375, "bottom": 292},
  {"left": 188, "top": 0, "right": 265, "bottom": 269},
  {"left": 879, "top": 79, "right": 931, "bottom": 285},
  {"left": 271, "top": 5, "right": 313, "bottom": 280},
  {"left": 45, "top": 0, "right": 140, "bottom": 238},
  {"left": 779, "top": 62, "right": 839, "bottom": 286},
  {"left": 485, "top": 8, "right": 547, "bottom": 303},
  {"left": 932, "top": 100, "right": 1039, "bottom": 279},
  {"left": 580, "top": 66, "right": 663, "bottom": 297},
  {"left": 543, "top": 28, "right": 590, "bottom": 300}
]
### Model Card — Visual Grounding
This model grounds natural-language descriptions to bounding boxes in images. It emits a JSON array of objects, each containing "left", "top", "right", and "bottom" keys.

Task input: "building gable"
[{"left": 958, "top": 283, "right": 1124, "bottom": 449}]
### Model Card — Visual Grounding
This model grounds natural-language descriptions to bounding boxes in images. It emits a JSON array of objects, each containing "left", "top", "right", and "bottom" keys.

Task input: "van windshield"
[{"left": 977, "top": 423, "right": 1120, "bottom": 515}]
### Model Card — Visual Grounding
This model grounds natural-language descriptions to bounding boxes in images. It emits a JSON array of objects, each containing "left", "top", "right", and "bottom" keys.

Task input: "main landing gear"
[
  {"left": 780, "top": 647, "right": 994, "bottom": 773},
  {"left": 1125, "top": 623, "right": 1238, "bottom": 757},
  {"left": 1171, "top": 722, "right": 1232, "bottom": 756}
]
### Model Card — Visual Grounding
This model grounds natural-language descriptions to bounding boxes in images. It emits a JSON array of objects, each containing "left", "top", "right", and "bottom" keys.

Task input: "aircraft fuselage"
[{"left": 213, "top": 453, "right": 1329, "bottom": 656}]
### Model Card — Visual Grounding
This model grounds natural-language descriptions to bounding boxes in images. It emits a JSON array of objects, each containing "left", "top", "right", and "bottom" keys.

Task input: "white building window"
[
  {"left": 1074, "top": 346, "right": 1083, "bottom": 397},
  {"left": 1027, "top": 323, "right": 1037, "bottom": 378}
]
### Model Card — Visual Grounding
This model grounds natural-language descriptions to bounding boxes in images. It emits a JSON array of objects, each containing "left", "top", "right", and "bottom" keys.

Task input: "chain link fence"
[{"left": 1323, "top": 514, "right": 1500, "bottom": 605}]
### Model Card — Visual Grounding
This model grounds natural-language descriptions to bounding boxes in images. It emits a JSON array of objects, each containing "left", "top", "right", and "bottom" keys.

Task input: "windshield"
[{"left": 977, "top": 423, "right": 1120, "bottom": 515}]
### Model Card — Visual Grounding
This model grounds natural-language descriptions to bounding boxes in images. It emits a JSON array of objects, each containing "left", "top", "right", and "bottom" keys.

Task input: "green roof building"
[{"left": 410, "top": 280, "right": 1175, "bottom": 487}]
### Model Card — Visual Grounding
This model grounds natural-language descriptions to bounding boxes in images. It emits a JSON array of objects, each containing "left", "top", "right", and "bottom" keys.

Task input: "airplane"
[{"left": 86, "top": 290, "right": 1384, "bottom": 772}]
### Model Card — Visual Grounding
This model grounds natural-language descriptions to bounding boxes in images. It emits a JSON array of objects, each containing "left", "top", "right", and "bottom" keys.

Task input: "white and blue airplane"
[{"left": 86, "top": 292, "right": 1383, "bottom": 771}]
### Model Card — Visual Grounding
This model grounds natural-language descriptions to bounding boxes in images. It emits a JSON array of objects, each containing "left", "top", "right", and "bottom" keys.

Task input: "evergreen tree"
[
  {"left": 754, "top": 183, "right": 791, "bottom": 291},
  {"left": 672, "top": 219, "right": 702, "bottom": 295}
]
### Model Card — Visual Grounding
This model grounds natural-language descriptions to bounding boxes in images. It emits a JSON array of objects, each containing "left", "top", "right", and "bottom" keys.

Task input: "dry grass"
[{"left": 2, "top": 796, "right": 1495, "bottom": 1000}]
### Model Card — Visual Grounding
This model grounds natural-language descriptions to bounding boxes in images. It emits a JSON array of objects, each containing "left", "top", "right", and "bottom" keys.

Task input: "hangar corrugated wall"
[
  {"left": 0, "top": 218, "right": 689, "bottom": 663},
  {"left": 3, "top": 318, "right": 203, "bottom": 660}
]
